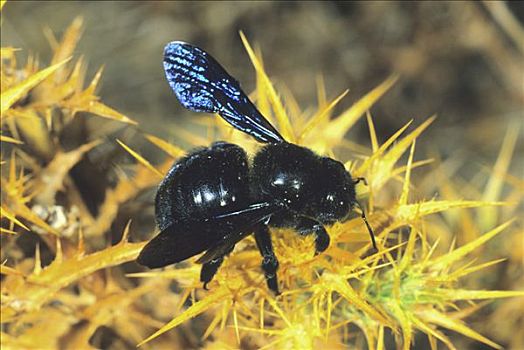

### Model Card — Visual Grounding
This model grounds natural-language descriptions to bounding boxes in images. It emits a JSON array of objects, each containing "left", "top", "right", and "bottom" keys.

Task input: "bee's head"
[{"left": 308, "top": 157, "right": 357, "bottom": 225}]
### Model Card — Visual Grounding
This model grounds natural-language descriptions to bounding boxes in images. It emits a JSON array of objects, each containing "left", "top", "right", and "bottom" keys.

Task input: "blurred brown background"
[{"left": 3, "top": 1, "right": 523, "bottom": 176}]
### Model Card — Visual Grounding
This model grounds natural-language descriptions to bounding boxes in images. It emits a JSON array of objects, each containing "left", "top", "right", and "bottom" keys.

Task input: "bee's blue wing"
[{"left": 163, "top": 42, "right": 285, "bottom": 144}]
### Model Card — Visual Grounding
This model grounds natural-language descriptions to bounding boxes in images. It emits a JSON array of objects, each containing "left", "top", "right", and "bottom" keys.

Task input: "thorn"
[
  {"left": 87, "top": 64, "right": 105, "bottom": 93},
  {"left": 55, "top": 237, "right": 63, "bottom": 264},
  {"left": 77, "top": 227, "right": 85, "bottom": 256},
  {"left": 120, "top": 220, "right": 132, "bottom": 244},
  {"left": 33, "top": 244, "right": 42, "bottom": 275}
]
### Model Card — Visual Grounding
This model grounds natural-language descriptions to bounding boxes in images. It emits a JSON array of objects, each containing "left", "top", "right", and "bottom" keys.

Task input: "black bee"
[{"left": 137, "top": 42, "right": 378, "bottom": 294}]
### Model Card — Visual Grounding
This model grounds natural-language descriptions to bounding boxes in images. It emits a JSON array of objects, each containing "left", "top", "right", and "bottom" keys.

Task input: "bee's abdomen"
[{"left": 155, "top": 142, "right": 251, "bottom": 228}]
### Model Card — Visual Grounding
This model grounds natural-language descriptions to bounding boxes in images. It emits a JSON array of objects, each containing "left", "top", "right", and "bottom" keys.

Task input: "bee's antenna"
[
  {"left": 354, "top": 200, "right": 378, "bottom": 253},
  {"left": 353, "top": 177, "right": 368, "bottom": 186}
]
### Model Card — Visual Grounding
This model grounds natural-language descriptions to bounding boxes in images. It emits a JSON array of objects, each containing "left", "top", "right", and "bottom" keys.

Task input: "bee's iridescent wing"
[{"left": 163, "top": 42, "right": 284, "bottom": 144}]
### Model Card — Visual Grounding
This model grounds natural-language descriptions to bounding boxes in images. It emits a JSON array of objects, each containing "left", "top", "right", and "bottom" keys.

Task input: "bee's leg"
[
  {"left": 254, "top": 224, "right": 280, "bottom": 295},
  {"left": 296, "top": 216, "right": 330, "bottom": 254},
  {"left": 200, "top": 245, "right": 234, "bottom": 290}
]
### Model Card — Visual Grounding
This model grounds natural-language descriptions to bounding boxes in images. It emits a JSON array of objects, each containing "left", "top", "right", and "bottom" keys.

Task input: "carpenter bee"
[{"left": 137, "top": 42, "right": 378, "bottom": 294}]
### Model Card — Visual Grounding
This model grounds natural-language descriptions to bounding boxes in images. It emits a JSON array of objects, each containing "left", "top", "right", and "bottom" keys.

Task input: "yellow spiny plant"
[
  {"left": 0, "top": 10, "right": 153, "bottom": 350},
  {"left": 1, "top": 6, "right": 523, "bottom": 350}
]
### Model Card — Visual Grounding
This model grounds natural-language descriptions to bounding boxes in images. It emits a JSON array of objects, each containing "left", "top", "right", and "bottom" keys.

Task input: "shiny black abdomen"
[{"left": 155, "top": 142, "right": 252, "bottom": 229}]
